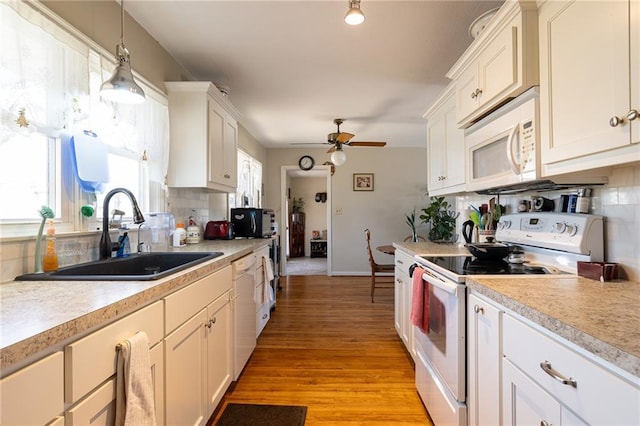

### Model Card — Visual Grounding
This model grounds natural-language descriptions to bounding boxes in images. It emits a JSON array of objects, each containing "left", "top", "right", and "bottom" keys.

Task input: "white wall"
[{"left": 266, "top": 147, "right": 428, "bottom": 275}]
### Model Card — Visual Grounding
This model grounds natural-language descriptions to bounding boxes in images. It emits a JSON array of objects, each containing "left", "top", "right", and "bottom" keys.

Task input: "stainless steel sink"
[{"left": 16, "top": 252, "right": 223, "bottom": 281}]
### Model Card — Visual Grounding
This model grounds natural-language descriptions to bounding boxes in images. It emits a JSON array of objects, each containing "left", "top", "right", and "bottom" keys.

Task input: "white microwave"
[{"left": 465, "top": 87, "right": 540, "bottom": 191}]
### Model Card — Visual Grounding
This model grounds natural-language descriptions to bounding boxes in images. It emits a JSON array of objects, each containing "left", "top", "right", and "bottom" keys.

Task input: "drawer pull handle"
[{"left": 539, "top": 361, "right": 577, "bottom": 387}]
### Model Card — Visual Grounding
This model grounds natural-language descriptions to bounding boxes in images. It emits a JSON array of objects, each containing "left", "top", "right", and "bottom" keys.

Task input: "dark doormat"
[{"left": 215, "top": 403, "right": 307, "bottom": 426}]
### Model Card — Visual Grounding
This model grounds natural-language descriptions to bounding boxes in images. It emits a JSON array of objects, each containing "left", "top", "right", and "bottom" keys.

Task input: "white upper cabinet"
[
  {"left": 424, "top": 83, "right": 466, "bottom": 196},
  {"left": 539, "top": 0, "right": 640, "bottom": 175},
  {"left": 166, "top": 81, "right": 240, "bottom": 192},
  {"left": 447, "top": 0, "right": 539, "bottom": 128}
]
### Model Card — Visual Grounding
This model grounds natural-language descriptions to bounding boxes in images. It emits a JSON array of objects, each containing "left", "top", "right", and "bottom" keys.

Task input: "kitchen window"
[
  {"left": 230, "top": 149, "right": 262, "bottom": 211},
  {"left": 0, "top": 1, "right": 169, "bottom": 237}
]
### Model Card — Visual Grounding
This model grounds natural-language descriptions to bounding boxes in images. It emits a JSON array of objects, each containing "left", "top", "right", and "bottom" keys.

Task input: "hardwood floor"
[{"left": 210, "top": 275, "right": 433, "bottom": 425}]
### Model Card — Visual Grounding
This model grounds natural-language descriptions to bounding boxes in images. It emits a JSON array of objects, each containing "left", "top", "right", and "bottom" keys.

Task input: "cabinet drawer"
[
  {"left": 503, "top": 314, "right": 640, "bottom": 425},
  {"left": 65, "top": 377, "right": 115, "bottom": 426},
  {"left": 394, "top": 249, "right": 413, "bottom": 271},
  {"left": 65, "top": 301, "right": 164, "bottom": 404},
  {"left": 165, "top": 266, "right": 232, "bottom": 334},
  {"left": 0, "top": 351, "right": 64, "bottom": 425}
]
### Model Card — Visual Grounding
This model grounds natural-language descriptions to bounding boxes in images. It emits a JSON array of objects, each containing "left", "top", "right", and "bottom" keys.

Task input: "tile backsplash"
[{"left": 456, "top": 165, "right": 640, "bottom": 281}]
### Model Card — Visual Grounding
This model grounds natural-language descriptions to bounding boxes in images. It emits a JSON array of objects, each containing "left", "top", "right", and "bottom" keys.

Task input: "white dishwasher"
[{"left": 232, "top": 253, "right": 258, "bottom": 380}]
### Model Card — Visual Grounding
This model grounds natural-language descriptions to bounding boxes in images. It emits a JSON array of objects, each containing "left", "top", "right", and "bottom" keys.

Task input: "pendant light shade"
[
  {"left": 331, "top": 148, "right": 347, "bottom": 166},
  {"left": 344, "top": 0, "right": 365, "bottom": 25},
  {"left": 100, "top": 0, "right": 145, "bottom": 104}
]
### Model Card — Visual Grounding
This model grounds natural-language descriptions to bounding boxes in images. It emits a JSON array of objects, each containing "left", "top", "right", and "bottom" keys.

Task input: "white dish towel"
[
  {"left": 115, "top": 331, "right": 157, "bottom": 426},
  {"left": 262, "top": 254, "right": 275, "bottom": 303}
]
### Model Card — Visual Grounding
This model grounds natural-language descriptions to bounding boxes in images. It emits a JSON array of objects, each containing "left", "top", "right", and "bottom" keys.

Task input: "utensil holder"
[{"left": 577, "top": 261, "right": 619, "bottom": 282}]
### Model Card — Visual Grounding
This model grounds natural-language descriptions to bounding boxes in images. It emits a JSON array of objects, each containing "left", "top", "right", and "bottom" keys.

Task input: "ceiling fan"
[
  {"left": 323, "top": 118, "right": 386, "bottom": 166},
  {"left": 325, "top": 118, "right": 386, "bottom": 153}
]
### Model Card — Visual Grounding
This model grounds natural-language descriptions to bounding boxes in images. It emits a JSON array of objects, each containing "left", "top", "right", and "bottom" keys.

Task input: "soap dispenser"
[{"left": 43, "top": 219, "right": 59, "bottom": 272}]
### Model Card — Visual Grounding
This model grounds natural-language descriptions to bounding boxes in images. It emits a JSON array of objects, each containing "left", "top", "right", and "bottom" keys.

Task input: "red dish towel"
[{"left": 410, "top": 266, "right": 429, "bottom": 333}]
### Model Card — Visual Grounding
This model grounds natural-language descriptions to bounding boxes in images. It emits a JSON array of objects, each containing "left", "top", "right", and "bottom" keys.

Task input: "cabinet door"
[
  {"left": 503, "top": 359, "right": 561, "bottom": 426},
  {"left": 539, "top": 0, "right": 632, "bottom": 165},
  {"left": 0, "top": 352, "right": 63, "bottom": 426},
  {"left": 208, "top": 99, "right": 226, "bottom": 187},
  {"left": 443, "top": 102, "right": 465, "bottom": 188},
  {"left": 65, "top": 343, "right": 163, "bottom": 426},
  {"left": 427, "top": 111, "right": 446, "bottom": 191},
  {"left": 477, "top": 23, "right": 517, "bottom": 111},
  {"left": 467, "top": 293, "right": 501, "bottom": 426},
  {"left": 456, "top": 65, "right": 480, "bottom": 124},
  {"left": 223, "top": 117, "right": 238, "bottom": 188},
  {"left": 394, "top": 273, "right": 402, "bottom": 337},
  {"left": 165, "top": 309, "right": 208, "bottom": 426},
  {"left": 206, "top": 294, "right": 233, "bottom": 416}
]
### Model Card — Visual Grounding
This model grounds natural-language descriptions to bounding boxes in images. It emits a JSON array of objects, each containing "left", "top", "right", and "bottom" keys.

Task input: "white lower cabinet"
[
  {"left": 206, "top": 292, "right": 233, "bottom": 415},
  {"left": 394, "top": 248, "right": 414, "bottom": 358},
  {"left": 254, "top": 245, "right": 271, "bottom": 337},
  {"left": 65, "top": 342, "right": 164, "bottom": 426},
  {"left": 165, "top": 309, "right": 208, "bottom": 426},
  {"left": 502, "top": 313, "right": 640, "bottom": 426},
  {"left": 63, "top": 301, "right": 164, "bottom": 425},
  {"left": 467, "top": 292, "right": 502, "bottom": 426},
  {"left": 0, "top": 351, "right": 64, "bottom": 426},
  {"left": 164, "top": 265, "right": 233, "bottom": 426}
]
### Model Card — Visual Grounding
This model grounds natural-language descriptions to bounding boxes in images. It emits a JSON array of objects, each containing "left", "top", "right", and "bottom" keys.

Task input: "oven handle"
[{"left": 421, "top": 270, "right": 458, "bottom": 295}]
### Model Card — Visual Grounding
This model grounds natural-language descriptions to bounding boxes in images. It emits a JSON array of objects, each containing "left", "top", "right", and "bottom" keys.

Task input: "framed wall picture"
[{"left": 353, "top": 173, "right": 374, "bottom": 191}]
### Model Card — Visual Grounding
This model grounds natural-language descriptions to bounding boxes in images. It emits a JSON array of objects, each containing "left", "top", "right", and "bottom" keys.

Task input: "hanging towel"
[
  {"left": 115, "top": 332, "right": 157, "bottom": 426},
  {"left": 410, "top": 266, "right": 430, "bottom": 334},
  {"left": 262, "top": 254, "right": 275, "bottom": 303}
]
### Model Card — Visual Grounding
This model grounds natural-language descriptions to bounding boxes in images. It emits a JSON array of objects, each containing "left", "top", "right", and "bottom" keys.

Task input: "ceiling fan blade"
[
  {"left": 345, "top": 141, "right": 387, "bottom": 147},
  {"left": 336, "top": 132, "right": 355, "bottom": 143},
  {"left": 327, "top": 145, "right": 337, "bottom": 153}
]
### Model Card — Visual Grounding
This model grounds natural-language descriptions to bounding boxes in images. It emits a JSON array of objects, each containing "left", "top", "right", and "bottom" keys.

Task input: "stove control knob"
[
  {"left": 566, "top": 224, "right": 578, "bottom": 236},
  {"left": 554, "top": 222, "right": 566, "bottom": 233}
]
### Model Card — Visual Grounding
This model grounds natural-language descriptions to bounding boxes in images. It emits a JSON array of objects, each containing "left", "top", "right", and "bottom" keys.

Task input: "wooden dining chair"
[{"left": 364, "top": 229, "right": 395, "bottom": 303}]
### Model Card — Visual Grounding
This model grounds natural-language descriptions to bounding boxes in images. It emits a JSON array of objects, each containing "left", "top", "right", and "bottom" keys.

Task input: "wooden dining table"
[{"left": 376, "top": 245, "right": 395, "bottom": 255}]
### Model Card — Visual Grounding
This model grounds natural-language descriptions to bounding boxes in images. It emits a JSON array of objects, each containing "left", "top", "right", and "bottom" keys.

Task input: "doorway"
[{"left": 280, "top": 165, "right": 332, "bottom": 276}]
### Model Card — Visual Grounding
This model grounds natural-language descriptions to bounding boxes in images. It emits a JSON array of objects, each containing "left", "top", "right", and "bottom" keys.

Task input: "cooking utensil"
[
  {"left": 465, "top": 242, "right": 512, "bottom": 260},
  {"left": 480, "top": 213, "right": 490, "bottom": 230},
  {"left": 469, "top": 211, "right": 481, "bottom": 227},
  {"left": 462, "top": 220, "right": 475, "bottom": 243}
]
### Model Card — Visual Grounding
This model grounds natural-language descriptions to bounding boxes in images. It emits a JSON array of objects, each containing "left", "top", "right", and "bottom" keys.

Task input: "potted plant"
[
  {"left": 292, "top": 197, "right": 305, "bottom": 214},
  {"left": 420, "top": 196, "right": 459, "bottom": 243}
]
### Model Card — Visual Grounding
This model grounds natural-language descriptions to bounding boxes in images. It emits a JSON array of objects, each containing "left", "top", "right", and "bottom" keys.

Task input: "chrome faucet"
[{"left": 99, "top": 188, "right": 145, "bottom": 259}]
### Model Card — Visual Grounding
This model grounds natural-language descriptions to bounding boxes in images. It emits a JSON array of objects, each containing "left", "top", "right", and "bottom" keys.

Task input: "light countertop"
[
  {"left": 0, "top": 238, "right": 272, "bottom": 374},
  {"left": 466, "top": 275, "right": 640, "bottom": 378}
]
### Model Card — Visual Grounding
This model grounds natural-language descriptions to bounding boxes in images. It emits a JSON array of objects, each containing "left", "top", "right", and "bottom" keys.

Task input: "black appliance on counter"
[{"left": 230, "top": 208, "right": 275, "bottom": 238}]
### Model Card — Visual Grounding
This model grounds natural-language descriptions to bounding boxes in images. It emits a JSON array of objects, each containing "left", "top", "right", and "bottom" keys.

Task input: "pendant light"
[
  {"left": 344, "top": 0, "right": 365, "bottom": 26},
  {"left": 100, "top": 0, "right": 145, "bottom": 104},
  {"left": 330, "top": 145, "right": 347, "bottom": 166}
]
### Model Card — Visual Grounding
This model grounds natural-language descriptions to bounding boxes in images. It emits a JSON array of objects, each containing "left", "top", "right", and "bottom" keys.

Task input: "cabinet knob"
[
  {"left": 205, "top": 317, "right": 217, "bottom": 328},
  {"left": 224, "top": 174, "right": 231, "bottom": 179},
  {"left": 540, "top": 421, "right": 551, "bottom": 426},
  {"left": 627, "top": 109, "right": 639, "bottom": 121},
  {"left": 471, "top": 88, "right": 483, "bottom": 99},
  {"left": 262, "top": 313, "right": 268, "bottom": 319},
  {"left": 474, "top": 304, "right": 484, "bottom": 314},
  {"left": 609, "top": 116, "right": 624, "bottom": 127}
]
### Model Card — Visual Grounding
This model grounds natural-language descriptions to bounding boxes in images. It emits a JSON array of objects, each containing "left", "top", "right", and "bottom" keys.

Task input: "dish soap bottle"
[
  {"left": 43, "top": 219, "right": 58, "bottom": 272},
  {"left": 173, "top": 223, "right": 187, "bottom": 247}
]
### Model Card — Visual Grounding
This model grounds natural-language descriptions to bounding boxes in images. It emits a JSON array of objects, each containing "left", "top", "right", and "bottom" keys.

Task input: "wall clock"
[{"left": 298, "top": 155, "right": 315, "bottom": 171}]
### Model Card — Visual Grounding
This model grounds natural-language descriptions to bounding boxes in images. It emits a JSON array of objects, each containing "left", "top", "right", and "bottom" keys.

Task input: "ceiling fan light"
[
  {"left": 331, "top": 149, "right": 347, "bottom": 166},
  {"left": 344, "top": 0, "right": 365, "bottom": 25}
]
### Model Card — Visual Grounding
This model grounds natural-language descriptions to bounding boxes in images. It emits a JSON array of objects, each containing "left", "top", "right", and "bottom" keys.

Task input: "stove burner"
[{"left": 463, "top": 257, "right": 510, "bottom": 274}]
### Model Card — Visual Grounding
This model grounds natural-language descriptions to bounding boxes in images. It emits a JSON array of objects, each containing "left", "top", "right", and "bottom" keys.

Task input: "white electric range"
[{"left": 411, "top": 212, "right": 604, "bottom": 426}]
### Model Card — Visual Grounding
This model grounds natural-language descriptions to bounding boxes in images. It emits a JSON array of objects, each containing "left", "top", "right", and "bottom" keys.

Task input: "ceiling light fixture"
[
  {"left": 344, "top": 0, "right": 365, "bottom": 26},
  {"left": 330, "top": 145, "right": 347, "bottom": 166},
  {"left": 100, "top": 0, "right": 145, "bottom": 104}
]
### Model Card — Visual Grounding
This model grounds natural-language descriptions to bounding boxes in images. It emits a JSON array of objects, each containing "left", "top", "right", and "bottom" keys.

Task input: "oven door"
[{"left": 414, "top": 267, "right": 466, "bottom": 402}]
